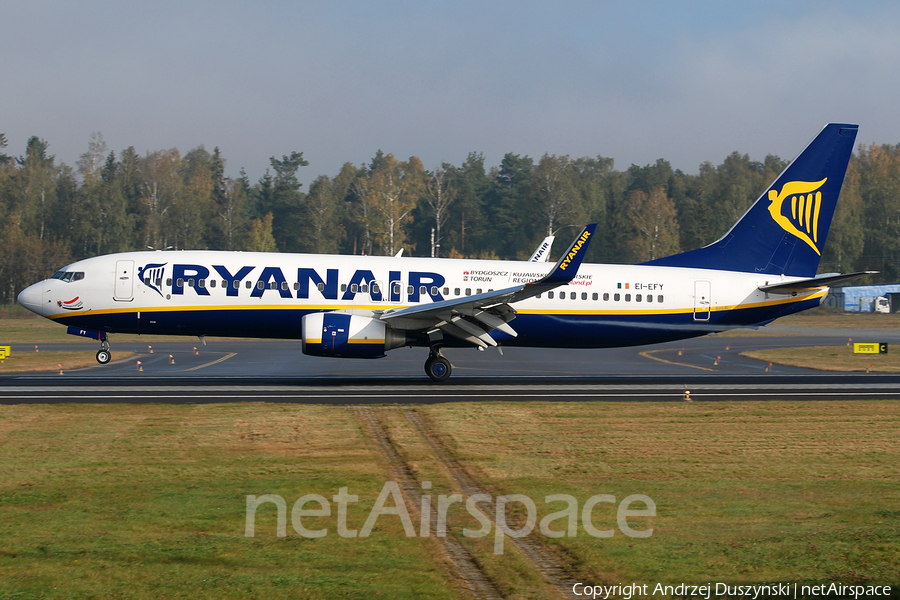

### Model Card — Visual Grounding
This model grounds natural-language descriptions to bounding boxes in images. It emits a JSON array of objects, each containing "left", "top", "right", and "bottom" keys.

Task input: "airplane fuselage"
[{"left": 22, "top": 250, "right": 824, "bottom": 349}]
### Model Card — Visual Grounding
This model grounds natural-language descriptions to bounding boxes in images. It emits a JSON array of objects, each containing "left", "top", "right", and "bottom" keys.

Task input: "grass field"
[
  {"left": 743, "top": 346, "right": 900, "bottom": 372},
  {"left": 0, "top": 350, "right": 136, "bottom": 373},
  {"left": 1, "top": 402, "right": 897, "bottom": 598}
]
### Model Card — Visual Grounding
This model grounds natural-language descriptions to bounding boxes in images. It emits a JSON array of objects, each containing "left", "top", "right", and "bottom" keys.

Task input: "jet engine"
[{"left": 301, "top": 311, "right": 408, "bottom": 358}]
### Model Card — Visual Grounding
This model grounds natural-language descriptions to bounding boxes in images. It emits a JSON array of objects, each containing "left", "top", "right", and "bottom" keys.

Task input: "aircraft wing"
[
  {"left": 758, "top": 271, "right": 876, "bottom": 294},
  {"left": 378, "top": 224, "right": 596, "bottom": 348}
]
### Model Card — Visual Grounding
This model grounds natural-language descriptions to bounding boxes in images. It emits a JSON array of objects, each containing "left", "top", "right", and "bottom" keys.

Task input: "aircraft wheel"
[
  {"left": 425, "top": 356, "right": 452, "bottom": 382},
  {"left": 96, "top": 349, "right": 111, "bottom": 364}
]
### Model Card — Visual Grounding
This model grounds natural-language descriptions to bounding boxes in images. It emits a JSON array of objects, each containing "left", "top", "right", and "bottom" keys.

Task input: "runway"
[{"left": 1, "top": 323, "right": 899, "bottom": 403}]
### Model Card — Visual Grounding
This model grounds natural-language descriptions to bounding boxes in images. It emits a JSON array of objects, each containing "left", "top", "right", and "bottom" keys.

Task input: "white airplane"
[{"left": 18, "top": 124, "right": 869, "bottom": 381}]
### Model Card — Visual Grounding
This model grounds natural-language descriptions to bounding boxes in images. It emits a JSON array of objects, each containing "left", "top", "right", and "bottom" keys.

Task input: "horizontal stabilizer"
[{"left": 758, "top": 271, "right": 877, "bottom": 294}]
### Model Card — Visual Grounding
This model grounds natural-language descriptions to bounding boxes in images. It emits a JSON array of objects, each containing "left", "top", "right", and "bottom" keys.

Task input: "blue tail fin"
[{"left": 644, "top": 123, "right": 858, "bottom": 277}]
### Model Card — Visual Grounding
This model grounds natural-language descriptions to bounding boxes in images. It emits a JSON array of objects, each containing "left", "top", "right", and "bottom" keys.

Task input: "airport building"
[{"left": 825, "top": 284, "right": 900, "bottom": 313}]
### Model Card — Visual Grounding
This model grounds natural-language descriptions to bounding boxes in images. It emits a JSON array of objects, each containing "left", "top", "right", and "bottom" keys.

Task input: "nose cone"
[{"left": 17, "top": 282, "right": 45, "bottom": 316}]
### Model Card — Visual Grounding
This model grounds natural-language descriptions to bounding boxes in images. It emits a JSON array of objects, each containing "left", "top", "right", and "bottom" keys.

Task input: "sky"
[{"left": 4, "top": 1, "right": 900, "bottom": 185}]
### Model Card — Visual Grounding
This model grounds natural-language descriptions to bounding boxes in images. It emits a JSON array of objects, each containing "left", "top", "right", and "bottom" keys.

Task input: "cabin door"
[
  {"left": 114, "top": 260, "right": 134, "bottom": 301},
  {"left": 693, "top": 280, "right": 711, "bottom": 321}
]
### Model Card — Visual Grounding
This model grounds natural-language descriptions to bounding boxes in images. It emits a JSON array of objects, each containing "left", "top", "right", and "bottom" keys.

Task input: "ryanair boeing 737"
[{"left": 17, "top": 124, "right": 868, "bottom": 381}]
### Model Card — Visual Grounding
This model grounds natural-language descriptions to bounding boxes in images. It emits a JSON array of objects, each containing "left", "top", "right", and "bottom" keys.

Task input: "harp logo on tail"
[{"left": 766, "top": 178, "right": 828, "bottom": 256}]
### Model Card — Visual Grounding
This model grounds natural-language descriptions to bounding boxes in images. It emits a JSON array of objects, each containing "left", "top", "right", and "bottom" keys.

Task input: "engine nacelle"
[{"left": 302, "top": 312, "right": 407, "bottom": 358}]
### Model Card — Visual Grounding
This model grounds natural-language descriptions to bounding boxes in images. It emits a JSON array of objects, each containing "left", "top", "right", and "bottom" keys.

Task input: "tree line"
[{"left": 1, "top": 131, "right": 899, "bottom": 305}]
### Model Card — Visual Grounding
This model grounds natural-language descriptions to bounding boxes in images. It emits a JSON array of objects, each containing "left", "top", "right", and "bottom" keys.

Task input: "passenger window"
[
  {"left": 317, "top": 282, "right": 325, "bottom": 292},
  {"left": 351, "top": 284, "right": 359, "bottom": 293},
  {"left": 443, "top": 287, "right": 449, "bottom": 295},
  {"left": 157, "top": 279, "right": 163, "bottom": 287},
  {"left": 294, "top": 282, "right": 300, "bottom": 290},
  {"left": 371, "top": 284, "right": 379, "bottom": 294},
  {"left": 393, "top": 283, "right": 401, "bottom": 295},
  {"left": 614, "top": 293, "right": 620, "bottom": 301},
  {"left": 636, "top": 294, "right": 641, "bottom": 302},
  {"left": 144, "top": 278, "right": 151, "bottom": 285},
  {"left": 188, "top": 279, "right": 195, "bottom": 287},
  {"left": 232, "top": 281, "right": 239, "bottom": 289},
  {"left": 536, "top": 293, "right": 542, "bottom": 299},
  {"left": 270, "top": 281, "right": 277, "bottom": 290},
  {"left": 431, "top": 286, "right": 438, "bottom": 296},
  {"left": 592, "top": 293, "right": 598, "bottom": 301},
  {"left": 603, "top": 293, "right": 609, "bottom": 301},
  {"left": 167, "top": 278, "right": 173, "bottom": 286},
  {"left": 198, "top": 279, "right": 206, "bottom": 288},
  {"left": 625, "top": 294, "right": 631, "bottom": 302},
  {"left": 548, "top": 291, "right": 554, "bottom": 299},
  {"left": 341, "top": 284, "right": 347, "bottom": 292},
  {"left": 420, "top": 286, "right": 427, "bottom": 295},
  {"left": 658, "top": 295, "right": 664, "bottom": 303},
  {"left": 245, "top": 280, "right": 252, "bottom": 289},
  {"left": 465, "top": 288, "right": 471, "bottom": 296},
  {"left": 570, "top": 292, "right": 576, "bottom": 300},
  {"left": 281, "top": 281, "right": 288, "bottom": 291},
  {"left": 647, "top": 294, "right": 653, "bottom": 303},
  {"left": 476, "top": 288, "right": 482, "bottom": 294},
  {"left": 582, "top": 292, "right": 588, "bottom": 300},
  {"left": 257, "top": 281, "right": 264, "bottom": 290},
  {"left": 454, "top": 288, "right": 460, "bottom": 296},
  {"left": 210, "top": 280, "right": 216, "bottom": 288},
  {"left": 407, "top": 286, "right": 414, "bottom": 295},
  {"left": 361, "top": 284, "right": 368, "bottom": 293},
  {"left": 177, "top": 278, "right": 184, "bottom": 287}
]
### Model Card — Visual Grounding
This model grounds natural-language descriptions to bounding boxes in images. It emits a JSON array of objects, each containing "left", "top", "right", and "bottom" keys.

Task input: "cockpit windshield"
[{"left": 51, "top": 271, "right": 85, "bottom": 283}]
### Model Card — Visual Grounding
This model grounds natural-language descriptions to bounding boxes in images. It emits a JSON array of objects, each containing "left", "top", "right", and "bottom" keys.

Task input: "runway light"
[
  {"left": 58, "top": 363, "right": 63, "bottom": 375},
  {"left": 194, "top": 346, "right": 198, "bottom": 355},
  {"left": 149, "top": 345, "right": 153, "bottom": 353},
  {"left": 678, "top": 347, "right": 683, "bottom": 356},
  {"left": 137, "top": 360, "right": 143, "bottom": 372},
  {"left": 35, "top": 345, "right": 39, "bottom": 353},
  {"left": 169, "top": 354, "right": 175, "bottom": 365},
  {"left": 714, "top": 355, "right": 720, "bottom": 366}
]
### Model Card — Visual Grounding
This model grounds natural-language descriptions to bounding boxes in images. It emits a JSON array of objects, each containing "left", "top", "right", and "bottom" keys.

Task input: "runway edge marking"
[
  {"left": 182, "top": 352, "right": 237, "bottom": 372},
  {"left": 639, "top": 349, "right": 715, "bottom": 372}
]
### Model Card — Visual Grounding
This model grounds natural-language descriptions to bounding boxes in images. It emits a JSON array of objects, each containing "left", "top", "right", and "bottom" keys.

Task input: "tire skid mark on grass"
[
  {"left": 353, "top": 407, "right": 503, "bottom": 600},
  {"left": 404, "top": 409, "right": 580, "bottom": 600}
]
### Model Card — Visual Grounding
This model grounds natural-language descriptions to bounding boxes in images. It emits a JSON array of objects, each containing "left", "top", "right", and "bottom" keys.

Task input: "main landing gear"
[
  {"left": 424, "top": 348, "right": 452, "bottom": 382},
  {"left": 96, "top": 338, "right": 111, "bottom": 364}
]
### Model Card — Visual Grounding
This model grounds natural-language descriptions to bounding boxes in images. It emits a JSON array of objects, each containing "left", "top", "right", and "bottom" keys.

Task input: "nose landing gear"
[
  {"left": 96, "top": 338, "right": 111, "bottom": 364},
  {"left": 424, "top": 348, "right": 452, "bottom": 382}
]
